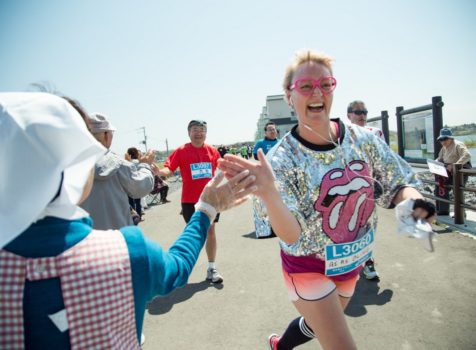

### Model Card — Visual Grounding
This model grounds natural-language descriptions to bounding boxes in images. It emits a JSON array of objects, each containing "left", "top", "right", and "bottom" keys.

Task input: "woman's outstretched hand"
[
  {"left": 217, "top": 149, "right": 276, "bottom": 199},
  {"left": 218, "top": 149, "right": 301, "bottom": 244},
  {"left": 198, "top": 169, "right": 257, "bottom": 214}
]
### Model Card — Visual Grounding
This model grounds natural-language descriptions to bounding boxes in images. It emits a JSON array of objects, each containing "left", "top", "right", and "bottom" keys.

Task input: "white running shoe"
[
  {"left": 206, "top": 268, "right": 223, "bottom": 283},
  {"left": 362, "top": 264, "right": 379, "bottom": 280}
]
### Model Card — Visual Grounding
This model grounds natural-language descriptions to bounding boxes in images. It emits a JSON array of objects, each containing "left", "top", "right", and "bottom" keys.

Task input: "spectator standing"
[
  {"left": 126, "top": 147, "right": 144, "bottom": 220},
  {"left": 157, "top": 120, "right": 224, "bottom": 283},
  {"left": 80, "top": 113, "right": 155, "bottom": 230},
  {"left": 434, "top": 128, "right": 472, "bottom": 215}
]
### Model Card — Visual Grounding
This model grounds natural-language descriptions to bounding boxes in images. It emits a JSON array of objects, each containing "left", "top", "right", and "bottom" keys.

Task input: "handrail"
[
  {"left": 460, "top": 168, "right": 476, "bottom": 175},
  {"left": 408, "top": 162, "right": 475, "bottom": 225},
  {"left": 399, "top": 104, "right": 433, "bottom": 115}
]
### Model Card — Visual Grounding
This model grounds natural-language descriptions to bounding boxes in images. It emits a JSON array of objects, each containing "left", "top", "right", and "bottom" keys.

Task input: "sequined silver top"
[{"left": 253, "top": 120, "right": 419, "bottom": 258}]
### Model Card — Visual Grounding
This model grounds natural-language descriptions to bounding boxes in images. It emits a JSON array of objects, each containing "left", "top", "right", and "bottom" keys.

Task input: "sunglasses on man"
[{"left": 351, "top": 110, "right": 368, "bottom": 116}]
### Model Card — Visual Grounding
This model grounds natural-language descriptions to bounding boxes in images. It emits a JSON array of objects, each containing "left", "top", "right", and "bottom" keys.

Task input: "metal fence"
[{"left": 411, "top": 163, "right": 476, "bottom": 224}]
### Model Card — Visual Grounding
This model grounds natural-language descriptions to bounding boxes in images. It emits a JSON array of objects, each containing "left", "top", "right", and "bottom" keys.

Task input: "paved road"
[{"left": 140, "top": 188, "right": 476, "bottom": 350}]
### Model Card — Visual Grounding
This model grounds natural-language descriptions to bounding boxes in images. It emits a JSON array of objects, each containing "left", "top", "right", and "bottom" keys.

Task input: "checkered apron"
[{"left": 0, "top": 230, "right": 139, "bottom": 349}]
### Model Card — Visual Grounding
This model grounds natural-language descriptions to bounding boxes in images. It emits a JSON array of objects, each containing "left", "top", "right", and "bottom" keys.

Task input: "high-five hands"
[
  {"left": 196, "top": 170, "right": 257, "bottom": 221},
  {"left": 217, "top": 149, "right": 277, "bottom": 199}
]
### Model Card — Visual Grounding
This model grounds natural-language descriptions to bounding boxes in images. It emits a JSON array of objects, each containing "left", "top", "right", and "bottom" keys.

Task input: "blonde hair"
[{"left": 282, "top": 50, "right": 334, "bottom": 93}]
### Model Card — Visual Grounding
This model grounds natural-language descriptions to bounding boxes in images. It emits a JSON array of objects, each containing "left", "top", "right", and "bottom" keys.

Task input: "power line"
[{"left": 137, "top": 127, "right": 148, "bottom": 152}]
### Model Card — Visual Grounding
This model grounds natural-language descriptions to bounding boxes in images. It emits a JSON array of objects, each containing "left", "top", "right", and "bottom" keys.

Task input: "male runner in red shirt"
[{"left": 158, "top": 120, "right": 223, "bottom": 283}]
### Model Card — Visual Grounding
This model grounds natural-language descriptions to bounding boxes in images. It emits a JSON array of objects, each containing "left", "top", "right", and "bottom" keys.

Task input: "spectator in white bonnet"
[
  {"left": 0, "top": 92, "right": 257, "bottom": 349},
  {"left": 80, "top": 112, "right": 156, "bottom": 229}
]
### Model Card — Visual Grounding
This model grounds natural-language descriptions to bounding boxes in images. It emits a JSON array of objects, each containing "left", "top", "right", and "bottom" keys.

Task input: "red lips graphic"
[{"left": 314, "top": 160, "right": 375, "bottom": 243}]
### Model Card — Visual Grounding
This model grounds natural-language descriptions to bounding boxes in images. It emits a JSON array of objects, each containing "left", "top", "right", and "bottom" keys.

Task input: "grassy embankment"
[{"left": 464, "top": 140, "right": 476, "bottom": 148}]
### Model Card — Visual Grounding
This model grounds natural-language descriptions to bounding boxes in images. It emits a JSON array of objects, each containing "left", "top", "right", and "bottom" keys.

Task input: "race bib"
[
  {"left": 325, "top": 229, "right": 374, "bottom": 276},
  {"left": 190, "top": 162, "right": 212, "bottom": 179}
]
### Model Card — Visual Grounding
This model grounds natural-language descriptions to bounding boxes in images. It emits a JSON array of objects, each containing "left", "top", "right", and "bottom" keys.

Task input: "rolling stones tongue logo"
[{"left": 314, "top": 160, "right": 374, "bottom": 243}]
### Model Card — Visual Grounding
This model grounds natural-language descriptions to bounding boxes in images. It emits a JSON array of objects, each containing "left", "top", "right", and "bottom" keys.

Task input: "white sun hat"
[{"left": 0, "top": 92, "right": 106, "bottom": 248}]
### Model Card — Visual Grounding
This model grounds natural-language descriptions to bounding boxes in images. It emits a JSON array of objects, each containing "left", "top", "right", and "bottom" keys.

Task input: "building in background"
[{"left": 255, "top": 94, "right": 297, "bottom": 140}]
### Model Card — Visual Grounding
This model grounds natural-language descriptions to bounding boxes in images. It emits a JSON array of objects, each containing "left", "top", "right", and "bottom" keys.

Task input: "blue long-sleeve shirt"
[
  {"left": 253, "top": 138, "right": 278, "bottom": 159},
  {"left": 3, "top": 211, "right": 210, "bottom": 349}
]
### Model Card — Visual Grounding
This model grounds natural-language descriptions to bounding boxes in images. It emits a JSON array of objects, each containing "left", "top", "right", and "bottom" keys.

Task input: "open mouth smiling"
[{"left": 308, "top": 102, "right": 324, "bottom": 113}]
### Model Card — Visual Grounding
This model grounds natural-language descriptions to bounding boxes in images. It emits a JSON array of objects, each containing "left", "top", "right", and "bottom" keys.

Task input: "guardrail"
[{"left": 410, "top": 163, "right": 476, "bottom": 224}]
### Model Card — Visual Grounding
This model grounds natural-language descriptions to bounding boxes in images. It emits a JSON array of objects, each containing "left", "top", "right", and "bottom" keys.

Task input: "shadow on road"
[
  {"left": 344, "top": 278, "right": 393, "bottom": 318},
  {"left": 242, "top": 231, "right": 278, "bottom": 240},
  {"left": 242, "top": 231, "right": 257, "bottom": 239},
  {"left": 147, "top": 280, "right": 223, "bottom": 315}
]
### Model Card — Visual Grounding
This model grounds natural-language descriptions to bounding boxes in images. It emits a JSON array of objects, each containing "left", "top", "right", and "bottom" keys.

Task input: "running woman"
[{"left": 218, "top": 50, "right": 435, "bottom": 350}]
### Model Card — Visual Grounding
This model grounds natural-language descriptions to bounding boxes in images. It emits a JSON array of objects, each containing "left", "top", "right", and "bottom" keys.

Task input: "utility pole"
[
  {"left": 165, "top": 138, "right": 169, "bottom": 156},
  {"left": 138, "top": 127, "right": 148, "bottom": 152}
]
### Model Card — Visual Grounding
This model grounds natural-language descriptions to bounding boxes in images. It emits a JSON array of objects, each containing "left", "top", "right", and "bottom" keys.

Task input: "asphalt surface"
[{"left": 139, "top": 187, "right": 476, "bottom": 350}]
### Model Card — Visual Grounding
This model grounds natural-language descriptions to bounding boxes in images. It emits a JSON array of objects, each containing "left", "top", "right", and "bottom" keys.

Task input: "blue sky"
[{"left": 1, "top": 0, "right": 475, "bottom": 153}]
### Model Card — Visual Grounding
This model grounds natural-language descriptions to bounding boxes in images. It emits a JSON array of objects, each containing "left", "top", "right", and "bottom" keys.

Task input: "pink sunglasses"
[{"left": 290, "top": 77, "right": 337, "bottom": 96}]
